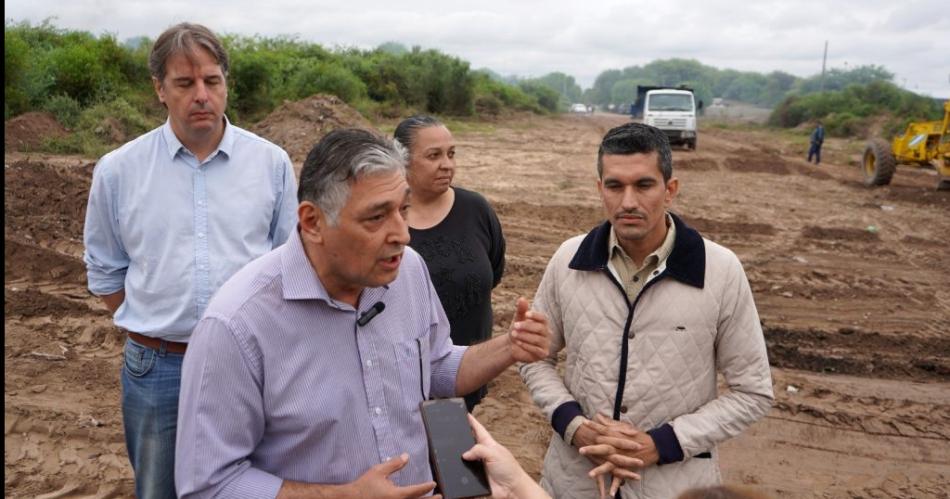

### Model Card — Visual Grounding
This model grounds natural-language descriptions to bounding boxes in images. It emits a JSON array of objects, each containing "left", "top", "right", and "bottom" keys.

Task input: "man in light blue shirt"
[
  {"left": 176, "top": 129, "right": 551, "bottom": 498},
  {"left": 82, "top": 22, "right": 297, "bottom": 499}
]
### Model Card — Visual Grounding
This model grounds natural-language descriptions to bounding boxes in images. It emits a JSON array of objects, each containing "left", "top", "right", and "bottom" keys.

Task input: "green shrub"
[
  {"left": 474, "top": 94, "right": 502, "bottom": 117},
  {"left": 5, "top": 28, "right": 31, "bottom": 117},
  {"left": 42, "top": 94, "right": 82, "bottom": 128},
  {"left": 287, "top": 60, "right": 367, "bottom": 103},
  {"left": 767, "top": 80, "right": 941, "bottom": 137},
  {"left": 823, "top": 112, "right": 864, "bottom": 137}
]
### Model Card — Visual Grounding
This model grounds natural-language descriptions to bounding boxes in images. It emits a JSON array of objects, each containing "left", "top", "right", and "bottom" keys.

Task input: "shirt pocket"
[{"left": 394, "top": 336, "right": 431, "bottom": 403}]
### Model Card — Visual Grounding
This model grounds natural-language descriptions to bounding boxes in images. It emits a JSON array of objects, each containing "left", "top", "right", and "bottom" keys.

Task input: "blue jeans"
[
  {"left": 808, "top": 142, "right": 822, "bottom": 164},
  {"left": 121, "top": 337, "right": 184, "bottom": 499}
]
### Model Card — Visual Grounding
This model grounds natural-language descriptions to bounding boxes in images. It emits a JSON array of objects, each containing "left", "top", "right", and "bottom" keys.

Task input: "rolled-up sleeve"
[
  {"left": 176, "top": 316, "right": 283, "bottom": 499},
  {"left": 83, "top": 159, "right": 128, "bottom": 295}
]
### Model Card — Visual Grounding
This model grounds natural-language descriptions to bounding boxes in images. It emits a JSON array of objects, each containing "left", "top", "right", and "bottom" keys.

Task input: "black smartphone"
[{"left": 419, "top": 398, "right": 491, "bottom": 499}]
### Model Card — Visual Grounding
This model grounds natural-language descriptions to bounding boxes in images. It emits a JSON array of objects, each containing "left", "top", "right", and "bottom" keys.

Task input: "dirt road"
[{"left": 5, "top": 113, "right": 949, "bottom": 498}]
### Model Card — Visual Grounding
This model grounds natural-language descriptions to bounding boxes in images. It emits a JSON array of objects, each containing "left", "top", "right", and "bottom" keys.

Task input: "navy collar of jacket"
[{"left": 567, "top": 212, "right": 705, "bottom": 289}]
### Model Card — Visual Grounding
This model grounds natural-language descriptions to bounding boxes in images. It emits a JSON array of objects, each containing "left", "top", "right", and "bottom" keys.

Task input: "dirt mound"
[
  {"left": 5, "top": 287, "right": 104, "bottom": 319},
  {"left": 725, "top": 149, "right": 792, "bottom": 175},
  {"left": 801, "top": 225, "right": 879, "bottom": 242},
  {"left": 4, "top": 159, "right": 93, "bottom": 246},
  {"left": 765, "top": 326, "right": 950, "bottom": 381},
  {"left": 5, "top": 239, "right": 87, "bottom": 285},
  {"left": 676, "top": 157, "right": 719, "bottom": 171},
  {"left": 250, "top": 94, "right": 375, "bottom": 164},
  {"left": 4, "top": 112, "right": 68, "bottom": 152},
  {"left": 681, "top": 216, "right": 776, "bottom": 237}
]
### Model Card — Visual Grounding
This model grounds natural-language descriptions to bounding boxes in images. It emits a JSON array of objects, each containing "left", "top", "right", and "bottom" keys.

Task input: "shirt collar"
[
  {"left": 159, "top": 115, "right": 234, "bottom": 161},
  {"left": 279, "top": 228, "right": 389, "bottom": 309},
  {"left": 570, "top": 212, "right": 706, "bottom": 289},
  {"left": 607, "top": 213, "right": 677, "bottom": 268},
  {"left": 280, "top": 228, "right": 333, "bottom": 303}
]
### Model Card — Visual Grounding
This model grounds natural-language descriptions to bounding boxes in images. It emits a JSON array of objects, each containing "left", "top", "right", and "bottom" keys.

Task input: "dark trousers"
[{"left": 808, "top": 142, "right": 822, "bottom": 164}]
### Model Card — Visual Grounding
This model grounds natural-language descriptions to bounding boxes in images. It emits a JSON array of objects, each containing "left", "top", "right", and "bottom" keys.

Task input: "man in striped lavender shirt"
[{"left": 175, "top": 128, "right": 552, "bottom": 499}]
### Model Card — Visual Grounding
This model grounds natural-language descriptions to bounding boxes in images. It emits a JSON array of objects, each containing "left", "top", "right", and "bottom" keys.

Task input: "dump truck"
[
  {"left": 862, "top": 100, "right": 950, "bottom": 190},
  {"left": 642, "top": 88, "right": 701, "bottom": 150}
]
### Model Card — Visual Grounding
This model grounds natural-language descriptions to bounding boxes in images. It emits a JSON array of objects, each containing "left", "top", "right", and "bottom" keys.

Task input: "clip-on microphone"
[{"left": 357, "top": 302, "right": 386, "bottom": 327}]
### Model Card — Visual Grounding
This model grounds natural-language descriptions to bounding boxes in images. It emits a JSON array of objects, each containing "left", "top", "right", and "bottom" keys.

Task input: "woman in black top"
[{"left": 394, "top": 115, "right": 506, "bottom": 411}]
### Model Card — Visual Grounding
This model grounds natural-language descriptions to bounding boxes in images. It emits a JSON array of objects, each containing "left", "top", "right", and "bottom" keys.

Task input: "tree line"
[
  {"left": 5, "top": 20, "right": 943, "bottom": 147},
  {"left": 4, "top": 20, "right": 564, "bottom": 151}
]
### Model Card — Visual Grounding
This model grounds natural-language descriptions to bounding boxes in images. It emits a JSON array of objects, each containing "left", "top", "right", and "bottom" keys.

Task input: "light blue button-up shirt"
[{"left": 83, "top": 119, "right": 298, "bottom": 341}]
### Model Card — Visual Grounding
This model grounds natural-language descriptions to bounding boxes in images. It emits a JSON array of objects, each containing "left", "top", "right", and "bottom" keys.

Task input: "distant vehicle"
[
  {"left": 629, "top": 85, "right": 695, "bottom": 119},
  {"left": 862, "top": 99, "right": 949, "bottom": 190},
  {"left": 711, "top": 97, "right": 725, "bottom": 108},
  {"left": 643, "top": 88, "right": 701, "bottom": 150},
  {"left": 570, "top": 103, "right": 589, "bottom": 114}
]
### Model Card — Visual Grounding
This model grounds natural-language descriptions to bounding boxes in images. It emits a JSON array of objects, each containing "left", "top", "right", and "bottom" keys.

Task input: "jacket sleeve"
[
  {"left": 668, "top": 253, "right": 774, "bottom": 458},
  {"left": 519, "top": 245, "right": 578, "bottom": 440}
]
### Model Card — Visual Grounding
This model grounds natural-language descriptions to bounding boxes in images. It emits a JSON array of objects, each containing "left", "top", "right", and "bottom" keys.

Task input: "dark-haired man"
[
  {"left": 520, "top": 123, "right": 773, "bottom": 498},
  {"left": 175, "top": 128, "right": 551, "bottom": 498},
  {"left": 83, "top": 22, "right": 297, "bottom": 498}
]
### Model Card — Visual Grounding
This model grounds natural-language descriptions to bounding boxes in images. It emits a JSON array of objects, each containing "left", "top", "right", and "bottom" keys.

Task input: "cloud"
[{"left": 5, "top": 0, "right": 949, "bottom": 96}]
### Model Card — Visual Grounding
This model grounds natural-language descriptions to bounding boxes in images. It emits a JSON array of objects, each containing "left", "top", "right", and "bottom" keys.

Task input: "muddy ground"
[{"left": 5, "top": 112, "right": 949, "bottom": 498}]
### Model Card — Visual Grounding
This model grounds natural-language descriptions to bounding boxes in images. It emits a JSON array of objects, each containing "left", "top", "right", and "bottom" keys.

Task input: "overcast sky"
[{"left": 6, "top": 0, "right": 950, "bottom": 98}]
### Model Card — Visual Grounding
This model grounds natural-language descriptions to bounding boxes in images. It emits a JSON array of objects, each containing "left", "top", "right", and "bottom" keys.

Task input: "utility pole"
[{"left": 819, "top": 40, "right": 828, "bottom": 92}]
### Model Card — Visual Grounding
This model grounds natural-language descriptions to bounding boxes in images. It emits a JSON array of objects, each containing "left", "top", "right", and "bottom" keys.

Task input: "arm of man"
[
  {"left": 269, "top": 151, "right": 299, "bottom": 248},
  {"left": 99, "top": 290, "right": 125, "bottom": 314},
  {"left": 83, "top": 157, "right": 129, "bottom": 311},
  {"left": 517, "top": 254, "right": 580, "bottom": 444},
  {"left": 651, "top": 255, "right": 774, "bottom": 462},
  {"left": 455, "top": 297, "right": 550, "bottom": 396}
]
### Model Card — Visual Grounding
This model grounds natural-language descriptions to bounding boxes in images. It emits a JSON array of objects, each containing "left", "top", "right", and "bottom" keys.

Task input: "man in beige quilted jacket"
[{"left": 520, "top": 123, "right": 773, "bottom": 499}]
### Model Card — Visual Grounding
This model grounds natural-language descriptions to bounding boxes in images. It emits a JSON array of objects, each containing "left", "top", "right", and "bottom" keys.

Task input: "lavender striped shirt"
[{"left": 175, "top": 229, "right": 466, "bottom": 498}]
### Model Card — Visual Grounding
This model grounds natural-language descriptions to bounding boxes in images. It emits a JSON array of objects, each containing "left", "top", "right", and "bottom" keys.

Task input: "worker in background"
[{"left": 808, "top": 121, "right": 825, "bottom": 165}]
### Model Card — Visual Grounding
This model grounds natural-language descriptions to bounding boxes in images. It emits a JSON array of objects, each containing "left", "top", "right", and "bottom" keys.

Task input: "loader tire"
[{"left": 862, "top": 139, "right": 896, "bottom": 186}]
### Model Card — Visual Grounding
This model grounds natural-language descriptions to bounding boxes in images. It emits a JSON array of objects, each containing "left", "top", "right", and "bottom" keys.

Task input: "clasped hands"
[{"left": 574, "top": 414, "right": 660, "bottom": 499}]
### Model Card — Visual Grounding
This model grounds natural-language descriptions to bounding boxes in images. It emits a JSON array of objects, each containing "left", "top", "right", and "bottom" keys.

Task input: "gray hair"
[
  {"left": 149, "top": 23, "right": 229, "bottom": 82},
  {"left": 393, "top": 114, "right": 444, "bottom": 153},
  {"left": 298, "top": 128, "right": 408, "bottom": 225},
  {"left": 597, "top": 122, "right": 673, "bottom": 182}
]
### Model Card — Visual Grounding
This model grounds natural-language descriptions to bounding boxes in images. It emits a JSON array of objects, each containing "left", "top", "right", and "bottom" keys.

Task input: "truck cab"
[{"left": 643, "top": 89, "right": 698, "bottom": 149}]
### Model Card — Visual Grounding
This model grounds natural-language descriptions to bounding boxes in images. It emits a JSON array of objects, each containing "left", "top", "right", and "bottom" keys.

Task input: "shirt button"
[
  {"left": 198, "top": 232, "right": 205, "bottom": 238},
  {"left": 627, "top": 331, "right": 635, "bottom": 339},
  {"left": 620, "top": 405, "right": 629, "bottom": 414},
  {"left": 366, "top": 360, "right": 373, "bottom": 368},
  {"left": 633, "top": 276, "right": 639, "bottom": 282},
  {"left": 374, "top": 407, "right": 382, "bottom": 416}
]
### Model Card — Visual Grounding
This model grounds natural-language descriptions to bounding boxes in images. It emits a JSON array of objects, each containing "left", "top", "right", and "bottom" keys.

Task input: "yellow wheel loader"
[{"left": 862, "top": 100, "right": 950, "bottom": 190}]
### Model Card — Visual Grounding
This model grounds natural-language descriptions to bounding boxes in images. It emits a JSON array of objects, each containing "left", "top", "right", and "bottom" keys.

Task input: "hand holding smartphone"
[{"left": 420, "top": 398, "right": 492, "bottom": 499}]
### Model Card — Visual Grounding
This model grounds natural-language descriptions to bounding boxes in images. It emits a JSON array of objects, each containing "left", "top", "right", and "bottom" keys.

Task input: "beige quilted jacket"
[{"left": 520, "top": 215, "right": 773, "bottom": 499}]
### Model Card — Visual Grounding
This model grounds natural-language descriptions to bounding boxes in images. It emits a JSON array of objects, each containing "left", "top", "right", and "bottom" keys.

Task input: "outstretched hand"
[{"left": 508, "top": 297, "right": 551, "bottom": 363}]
